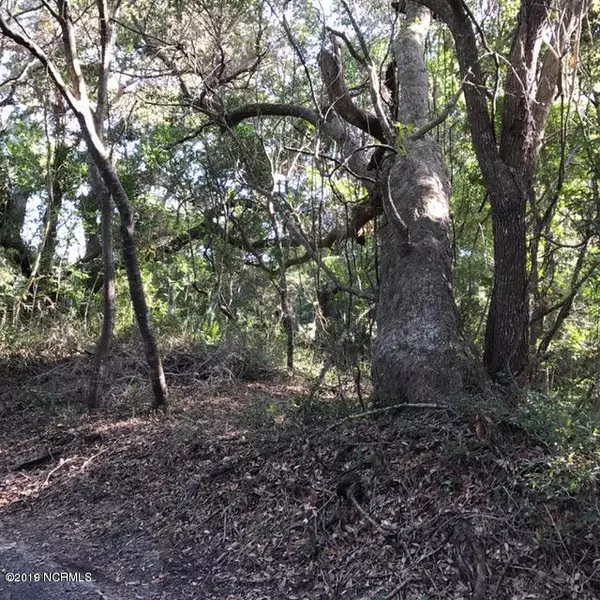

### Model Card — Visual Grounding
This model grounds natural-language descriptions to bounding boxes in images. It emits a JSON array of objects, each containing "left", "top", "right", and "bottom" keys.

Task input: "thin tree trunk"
[
  {"left": 82, "top": 142, "right": 167, "bottom": 410},
  {"left": 39, "top": 102, "right": 67, "bottom": 276},
  {"left": 79, "top": 194, "right": 101, "bottom": 262},
  {"left": 39, "top": 170, "right": 63, "bottom": 276},
  {"left": 537, "top": 242, "right": 591, "bottom": 356},
  {"left": 86, "top": 163, "right": 115, "bottom": 410},
  {"left": 268, "top": 199, "right": 295, "bottom": 372},
  {"left": 0, "top": 2, "right": 168, "bottom": 409},
  {"left": 93, "top": 152, "right": 168, "bottom": 410}
]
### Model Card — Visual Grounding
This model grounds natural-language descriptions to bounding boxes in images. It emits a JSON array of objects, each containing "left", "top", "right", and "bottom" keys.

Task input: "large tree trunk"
[
  {"left": 372, "top": 3, "right": 476, "bottom": 404},
  {"left": 372, "top": 139, "right": 475, "bottom": 404}
]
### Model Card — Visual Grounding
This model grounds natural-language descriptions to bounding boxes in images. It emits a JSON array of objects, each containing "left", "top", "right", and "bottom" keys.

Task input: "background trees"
[{"left": 0, "top": 0, "right": 598, "bottom": 409}]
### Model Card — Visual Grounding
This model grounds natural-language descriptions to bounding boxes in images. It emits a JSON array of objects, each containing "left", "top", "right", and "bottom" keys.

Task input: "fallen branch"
[
  {"left": 348, "top": 487, "right": 387, "bottom": 535},
  {"left": 11, "top": 449, "right": 62, "bottom": 472},
  {"left": 43, "top": 457, "right": 77, "bottom": 487}
]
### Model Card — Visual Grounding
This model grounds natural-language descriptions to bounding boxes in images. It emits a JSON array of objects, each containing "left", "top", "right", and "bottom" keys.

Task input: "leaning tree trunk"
[
  {"left": 72, "top": 86, "right": 168, "bottom": 412},
  {"left": 0, "top": 1, "right": 168, "bottom": 409},
  {"left": 77, "top": 121, "right": 168, "bottom": 410},
  {"left": 86, "top": 162, "right": 116, "bottom": 411},
  {"left": 88, "top": 141, "right": 168, "bottom": 410},
  {"left": 372, "top": 3, "right": 477, "bottom": 405}
]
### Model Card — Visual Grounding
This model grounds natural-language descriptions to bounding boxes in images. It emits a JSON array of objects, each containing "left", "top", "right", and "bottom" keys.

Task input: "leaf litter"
[{"left": 0, "top": 351, "right": 599, "bottom": 600}]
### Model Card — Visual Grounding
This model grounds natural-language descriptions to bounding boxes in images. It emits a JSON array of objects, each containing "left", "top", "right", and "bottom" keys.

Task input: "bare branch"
[
  {"left": 0, "top": 14, "right": 79, "bottom": 113},
  {"left": 326, "top": 26, "right": 365, "bottom": 65},
  {"left": 408, "top": 86, "right": 463, "bottom": 141},
  {"left": 411, "top": 0, "right": 499, "bottom": 181},
  {"left": 274, "top": 192, "right": 374, "bottom": 300},
  {"left": 0, "top": 58, "right": 35, "bottom": 105},
  {"left": 96, "top": 0, "right": 117, "bottom": 125},
  {"left": 382, "top": 167, "right": 409, "bottom": 243},
  {"left": 339, "top": 0, "right": 395, "bottom": 142},
  {"left": 270, "top": 0, "right": 321, "bottom": 113},
  {"left": 340, "top": 0, "right": 371, "bottom": 62}
]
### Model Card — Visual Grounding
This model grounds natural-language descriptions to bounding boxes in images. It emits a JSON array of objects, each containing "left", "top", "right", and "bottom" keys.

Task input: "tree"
[
  {"left": 370, "top": 2, "right": 477, "bottom": 403},
  {"left": 414, "top": 0, "right": 590, "bottom": 379},
  {"left": 0, "top": 0, "right": 168, "bottom": 410},
  {"left": 114, "top": 0, "right": 477, "bottom": 404},
  {"left": 1, "top": 0, "right": 595, "bottom": 406}
]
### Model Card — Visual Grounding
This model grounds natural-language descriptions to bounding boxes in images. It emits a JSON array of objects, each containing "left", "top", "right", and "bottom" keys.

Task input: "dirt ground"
[{"left": 1, "top": 349, "right": 599, "bottom": 600}]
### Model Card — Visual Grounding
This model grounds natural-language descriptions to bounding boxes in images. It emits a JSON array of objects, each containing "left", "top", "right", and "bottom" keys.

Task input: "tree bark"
[
  {"left": 88, "top": 144, "right": 168, "bottom": 410},
  {"left": 86, "top": 163, "right": 115, "bottom": 411},
  {"left": 0, "top": 179, "right": 31, "bottom": 277},
  {"left": 372, "top": 3, "right": 477, "bottom": 404},
  {"left": 372, "top": 138, "right": 476, "bottom": 404},
  {"left": 0, "top": 151, "right": 31, "bottom": 276},
  {"left": 483, "top": 186, "right": 529, "bottom": 377}
]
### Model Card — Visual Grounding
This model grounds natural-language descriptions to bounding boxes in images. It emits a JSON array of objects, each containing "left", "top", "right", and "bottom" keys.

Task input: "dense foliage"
[{"left": 0, "top": 0, "right": 598, "bottom": 406}]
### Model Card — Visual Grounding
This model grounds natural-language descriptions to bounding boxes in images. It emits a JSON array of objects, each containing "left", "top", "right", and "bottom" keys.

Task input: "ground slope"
[{"left": 1, "top": 351, "right": 599, "bottom": 600}]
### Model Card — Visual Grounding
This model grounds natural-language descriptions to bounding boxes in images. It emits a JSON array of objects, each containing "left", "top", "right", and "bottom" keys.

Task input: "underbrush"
[
  {"left": 452, "top": 386, "right": 600, "bottom": 526},
  {"left": 0, "top": 314, "right": 93, "bottom": 362}
]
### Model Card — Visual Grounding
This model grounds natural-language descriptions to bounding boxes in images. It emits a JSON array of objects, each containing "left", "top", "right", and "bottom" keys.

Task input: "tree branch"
[
  {"left": 318, "top": 47, "right": 385, "bottom": 142},
  {"left": 339, "top": 0, "right": 395, "bottom": 143},
  {"left": 56, "top": 0, "right": 89, "bottom": 102},
  {"left": 0, "top": 13, "right": 80, "bottom": 114},
  {"left": 223, "top": 102, "right": 321, "bottom": 128},
  {"left": 273, "top": 192, "right": 374, "bottom": 300}
]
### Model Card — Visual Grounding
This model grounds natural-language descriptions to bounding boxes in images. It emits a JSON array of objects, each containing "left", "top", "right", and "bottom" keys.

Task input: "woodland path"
[{"left": 0, "top": 536, "right": 125, "bottom": 600}]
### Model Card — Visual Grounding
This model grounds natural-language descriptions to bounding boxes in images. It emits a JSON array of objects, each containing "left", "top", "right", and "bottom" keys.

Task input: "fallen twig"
[{"left": 43, "top": 457, "right": 77, "bottom": 487}]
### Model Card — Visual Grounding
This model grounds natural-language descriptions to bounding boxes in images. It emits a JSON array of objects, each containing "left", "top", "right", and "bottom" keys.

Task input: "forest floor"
[{"left": 1, "top": 343, "right": 599, "bottom": 600}]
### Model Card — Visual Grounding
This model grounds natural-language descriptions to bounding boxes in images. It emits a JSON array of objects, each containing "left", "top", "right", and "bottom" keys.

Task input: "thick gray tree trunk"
[{"left": 372, "top": 3, "right": 476, "bottom": 404}]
